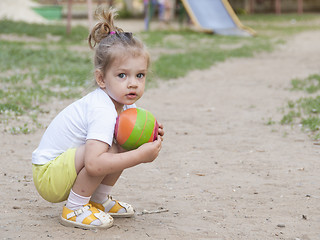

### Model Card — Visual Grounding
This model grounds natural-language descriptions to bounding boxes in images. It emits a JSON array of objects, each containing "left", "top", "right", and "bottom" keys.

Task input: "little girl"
[{"left": 32, "top": 7, "right": 164, "bottom": 230}]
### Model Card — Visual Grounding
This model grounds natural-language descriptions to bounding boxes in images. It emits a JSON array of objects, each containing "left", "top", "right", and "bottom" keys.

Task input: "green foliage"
[
  {"left": 301, "top": 117, "right": 320, "bottom": 132},
  {"left": 1, "top": 13, "right": 320, "bottom": 134},
  {"left": 0, "top": 20, "right": 93, "bottom": 134},
  {"left": 298, "top": 96, "right": 320, "bottom": 114},
  {"left": 9, "top": 123, "right": 31, "bottom": 135},
  {"left": 239, "top": 14, "right": 320, "bottom": 37},
  {"left": 0, "top": 19, "right": 88, "bottom": 42},
  {"left": 288, "top": 100, "right": 295, "bottom": 108},
  {"left": 240, "top": 13, "right": 319, "bottom": 23},
  {"left": 291, "top": 74, "right": 320, "bottom": 93},
  {"left": 142, "top": 29, "right": 273, "bottom": 80},
  {"left": 280, "top": 110, "right": 301, "bottom": 125},
  {"left": 282, "top": 73, "right": 320, "bottom": 139},
  {"left": 266, "top": 118, "right": 276, "bottom": 125},
  {"left": 0, "top": 103, "right": 24, "bottom": 115}
]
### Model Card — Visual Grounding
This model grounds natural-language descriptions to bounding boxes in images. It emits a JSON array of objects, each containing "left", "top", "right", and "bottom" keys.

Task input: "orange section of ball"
[{"left": 116, "top": 108, "right": 137, "bottom": 145}]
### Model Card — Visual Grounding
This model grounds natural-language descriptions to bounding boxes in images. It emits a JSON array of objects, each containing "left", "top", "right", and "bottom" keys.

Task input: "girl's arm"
[{"left": 84, "top": 136, "right": 162, "bottom": 177}]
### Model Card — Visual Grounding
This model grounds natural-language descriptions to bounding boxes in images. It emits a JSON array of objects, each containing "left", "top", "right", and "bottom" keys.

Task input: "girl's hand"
[
  {"left": 114, "top": 122, "right": 164, "bottom": 164},
  {"left": 138, "top": 136, "right": 162, "bottom": 163},
  {"left": 157, "top": 122, "right": 164, "bottom": 141}
]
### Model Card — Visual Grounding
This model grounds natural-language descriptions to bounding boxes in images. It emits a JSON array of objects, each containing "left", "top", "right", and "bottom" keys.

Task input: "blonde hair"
[{"left": 88, "top": 7, "right": 150, "bottom": 77}]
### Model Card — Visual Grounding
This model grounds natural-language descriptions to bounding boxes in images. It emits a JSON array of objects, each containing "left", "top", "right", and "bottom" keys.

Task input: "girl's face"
[{"left": 96, "top": 53, "right": 148, "bottom": 113}]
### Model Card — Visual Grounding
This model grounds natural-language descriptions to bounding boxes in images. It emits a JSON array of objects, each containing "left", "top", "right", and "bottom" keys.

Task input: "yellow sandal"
[
  {"left": 60, "top": 204, "right": 113, "bottom": 229},
  {"left": 90, "top": 196, "right": 134, "bottom": 218}
]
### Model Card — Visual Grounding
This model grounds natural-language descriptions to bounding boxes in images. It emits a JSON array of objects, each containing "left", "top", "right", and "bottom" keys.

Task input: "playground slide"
[{"left": 181, "top": 0, "right": 255, "bottom": 36}]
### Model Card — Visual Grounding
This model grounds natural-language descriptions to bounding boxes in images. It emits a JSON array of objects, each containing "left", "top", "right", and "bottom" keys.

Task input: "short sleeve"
[{"left": 86, "top": 106, "right": 117, "bottom": 146}]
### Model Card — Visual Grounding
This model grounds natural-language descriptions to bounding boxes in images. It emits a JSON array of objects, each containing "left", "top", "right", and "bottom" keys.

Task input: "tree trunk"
[
  {"left": 66, "top": 0, "right": 72, "bottom": 35},
  {"left": 87, "top": 0, "right": 93, "bottom": 31},
  {"left": 275, "top": 0, "right": 281, "bottom": 14},
  {"left": 297, "top": 0, "right": 303, "bottom": 14},
  {"left": 123, "top": 0, "right": 133, "bottom": 12}
]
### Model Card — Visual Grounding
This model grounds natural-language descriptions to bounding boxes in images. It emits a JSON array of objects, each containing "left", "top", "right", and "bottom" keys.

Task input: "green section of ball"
[{"left": 121, "top": 108, "right": 156, "bottom": 150}]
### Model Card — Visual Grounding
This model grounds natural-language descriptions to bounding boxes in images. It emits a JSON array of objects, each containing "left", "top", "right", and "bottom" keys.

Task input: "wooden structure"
[
  {"left": 66, "top": 0, "right": 94, "bottom": 34},
  {"left": 248, "top": 0, "right": 304, "bottom": 14}
]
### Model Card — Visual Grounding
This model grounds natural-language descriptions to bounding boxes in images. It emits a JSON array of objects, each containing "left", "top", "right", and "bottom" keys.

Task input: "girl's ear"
[{"left": 95, "top": 69, "right": 106, "bottom": 88}]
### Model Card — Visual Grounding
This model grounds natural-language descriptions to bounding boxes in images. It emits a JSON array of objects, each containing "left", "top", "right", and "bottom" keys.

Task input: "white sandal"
[
  {"left": 90, "top": 195, "right": 135, "bottom": 218},
  {"left": 60, "top": 204, "right": 113, "bottom": 229}
]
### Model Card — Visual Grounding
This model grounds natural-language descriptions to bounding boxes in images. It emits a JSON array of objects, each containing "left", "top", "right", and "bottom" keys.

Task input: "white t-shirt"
[{"left": 32, "top": 88, "right": 135, "bottom": 165}]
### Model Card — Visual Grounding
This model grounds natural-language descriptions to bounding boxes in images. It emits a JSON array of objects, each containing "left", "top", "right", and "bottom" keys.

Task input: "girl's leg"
[
  {"left": 61, "top": 145, "right": 114, "bottom": 229},
  {"left": 91, "top": 143, "right": 123, "bottom": 203},
  {"left": 101, "top": 170, "right": 123, "bottom": 186},
  {"left": 72, "top": 143, "right": 121, "bottom": 198},
  {"left": 89, "top": 171, "right": 122, "bottom": 203},
  {"left": 82, "top": 144, "right": 134, "bottom": 217},
  {"left": 71, "top": 167, "right": 105, "bottom": 197},
  {"left": 64, "top": 145, "right": 102, "bottom": 211}
]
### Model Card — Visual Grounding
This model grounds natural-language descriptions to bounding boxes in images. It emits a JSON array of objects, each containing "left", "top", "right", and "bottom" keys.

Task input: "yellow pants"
[{"left": 32, "top": 148, "right": 77, "bottom": 203}]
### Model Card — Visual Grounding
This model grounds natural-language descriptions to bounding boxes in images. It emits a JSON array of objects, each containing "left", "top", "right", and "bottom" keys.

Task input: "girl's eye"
[
  {"left": 137, "top": 73, "right": 145, "bottom": 79},
  {"left": 118, "top": 73, "right": 126, "bottom": 79}
]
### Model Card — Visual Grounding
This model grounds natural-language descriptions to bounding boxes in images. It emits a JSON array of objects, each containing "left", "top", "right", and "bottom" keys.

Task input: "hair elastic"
[{"left": 110, "top": 31, "right": 116, "bottom": 35}]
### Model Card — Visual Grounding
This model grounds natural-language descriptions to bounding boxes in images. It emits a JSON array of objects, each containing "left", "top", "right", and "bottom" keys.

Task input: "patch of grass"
[
  {"left": 0, "top": 21, "right": 93, "bottom": 133},
  {"left": 142, "top": 15, "right": 320, "bottom": 81},
  {"left": 266, "top": 118, "right": 276, "bottom": 125},
  {"left": 301, "top": 117, "right": 320, "bottom": 132},
  {"left": 239, "top": 14, "right": 320, "bottom": 36},
  {"left": 0, "top": 19, "right": 88, "bottom": 42},
  {"left": 298, "top": 96, "right": 320, "bottom": 114},
  {"left": 145, "top": 30, "right": 273, "bottom": 80},
  {"left": 281, "top": 73, "right": 320, "bottom": 139},
  {"left": 9, "top": 123, "right": 31, "bottom": 135},
  {"left": 240, "top": 13, "right": 319, "bottom": 23},
  {"left": 280, "top": 110, "right": 301, "bottom": 125},
  {"left": 0, "top": 103, "right": 24, "bottom": 115},
  {"left": 291, "top": 74, "right": 320, "bottom": 93},
  {"left": 152, "top": 49, "right": 225, "bottom": 79},
  {"left": 313, "top": 133, "right": 320, "bottom": 141},
  {"left": 287, "top": 100, "right": 295, "bottom": 108},
  {"left": 1, "top": 14, "right": 320, "bottom": 134}
]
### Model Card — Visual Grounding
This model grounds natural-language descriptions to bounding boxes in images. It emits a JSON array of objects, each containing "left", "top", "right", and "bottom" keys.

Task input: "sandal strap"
[
  {"left": 89, "top": 197, "right": 134, "bottom": 218},
  {"left": 93, "top": 211, "right": 112, "bottom": 223},
  {"left": 109, "top": 201, "right": 125, "bottom": 213},
  {"left": 103, "top": 196, "right": 127, "bottom": 213},
  {"left": 66, "top": 205, "right": 91, "bottom": 219},
  {"left": 90, "top": 196, "right": 128, "bottom": 213},
  {"left": 65, "top": 204, "right": 109, "bottom": 223},
  {"left": 61, "top": 204, "right": 114, "bottom": 229}
]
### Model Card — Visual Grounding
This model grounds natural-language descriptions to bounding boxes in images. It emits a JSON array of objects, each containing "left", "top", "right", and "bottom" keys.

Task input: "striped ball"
[{"left": 114, "top": 108, "right": 158, "bottom": 150}]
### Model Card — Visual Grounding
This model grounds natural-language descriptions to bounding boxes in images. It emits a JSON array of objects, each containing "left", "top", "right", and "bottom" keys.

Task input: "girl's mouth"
[{"left": 126, "top": 93, "right": 137, "bottom": 99}]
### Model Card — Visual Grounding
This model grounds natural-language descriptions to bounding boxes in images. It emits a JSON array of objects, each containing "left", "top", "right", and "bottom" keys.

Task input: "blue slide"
[{"left": 181, "top": 0, "right": 255, "bottom": 36}]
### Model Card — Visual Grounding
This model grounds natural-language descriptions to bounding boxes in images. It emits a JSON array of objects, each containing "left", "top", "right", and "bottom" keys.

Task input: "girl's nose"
[{"left": 128, "top": 77, "right": 138, "bottom": 88}]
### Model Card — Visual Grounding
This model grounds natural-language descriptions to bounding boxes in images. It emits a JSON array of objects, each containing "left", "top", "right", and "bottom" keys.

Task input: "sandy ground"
[{"left": 1, "top": 20, "right": 320, "bottom": 240}]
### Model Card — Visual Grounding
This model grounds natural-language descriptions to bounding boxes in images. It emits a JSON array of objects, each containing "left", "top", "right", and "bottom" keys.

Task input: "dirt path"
[{"left": 1, "top": 30, "right": 320, "bottom": 239}]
